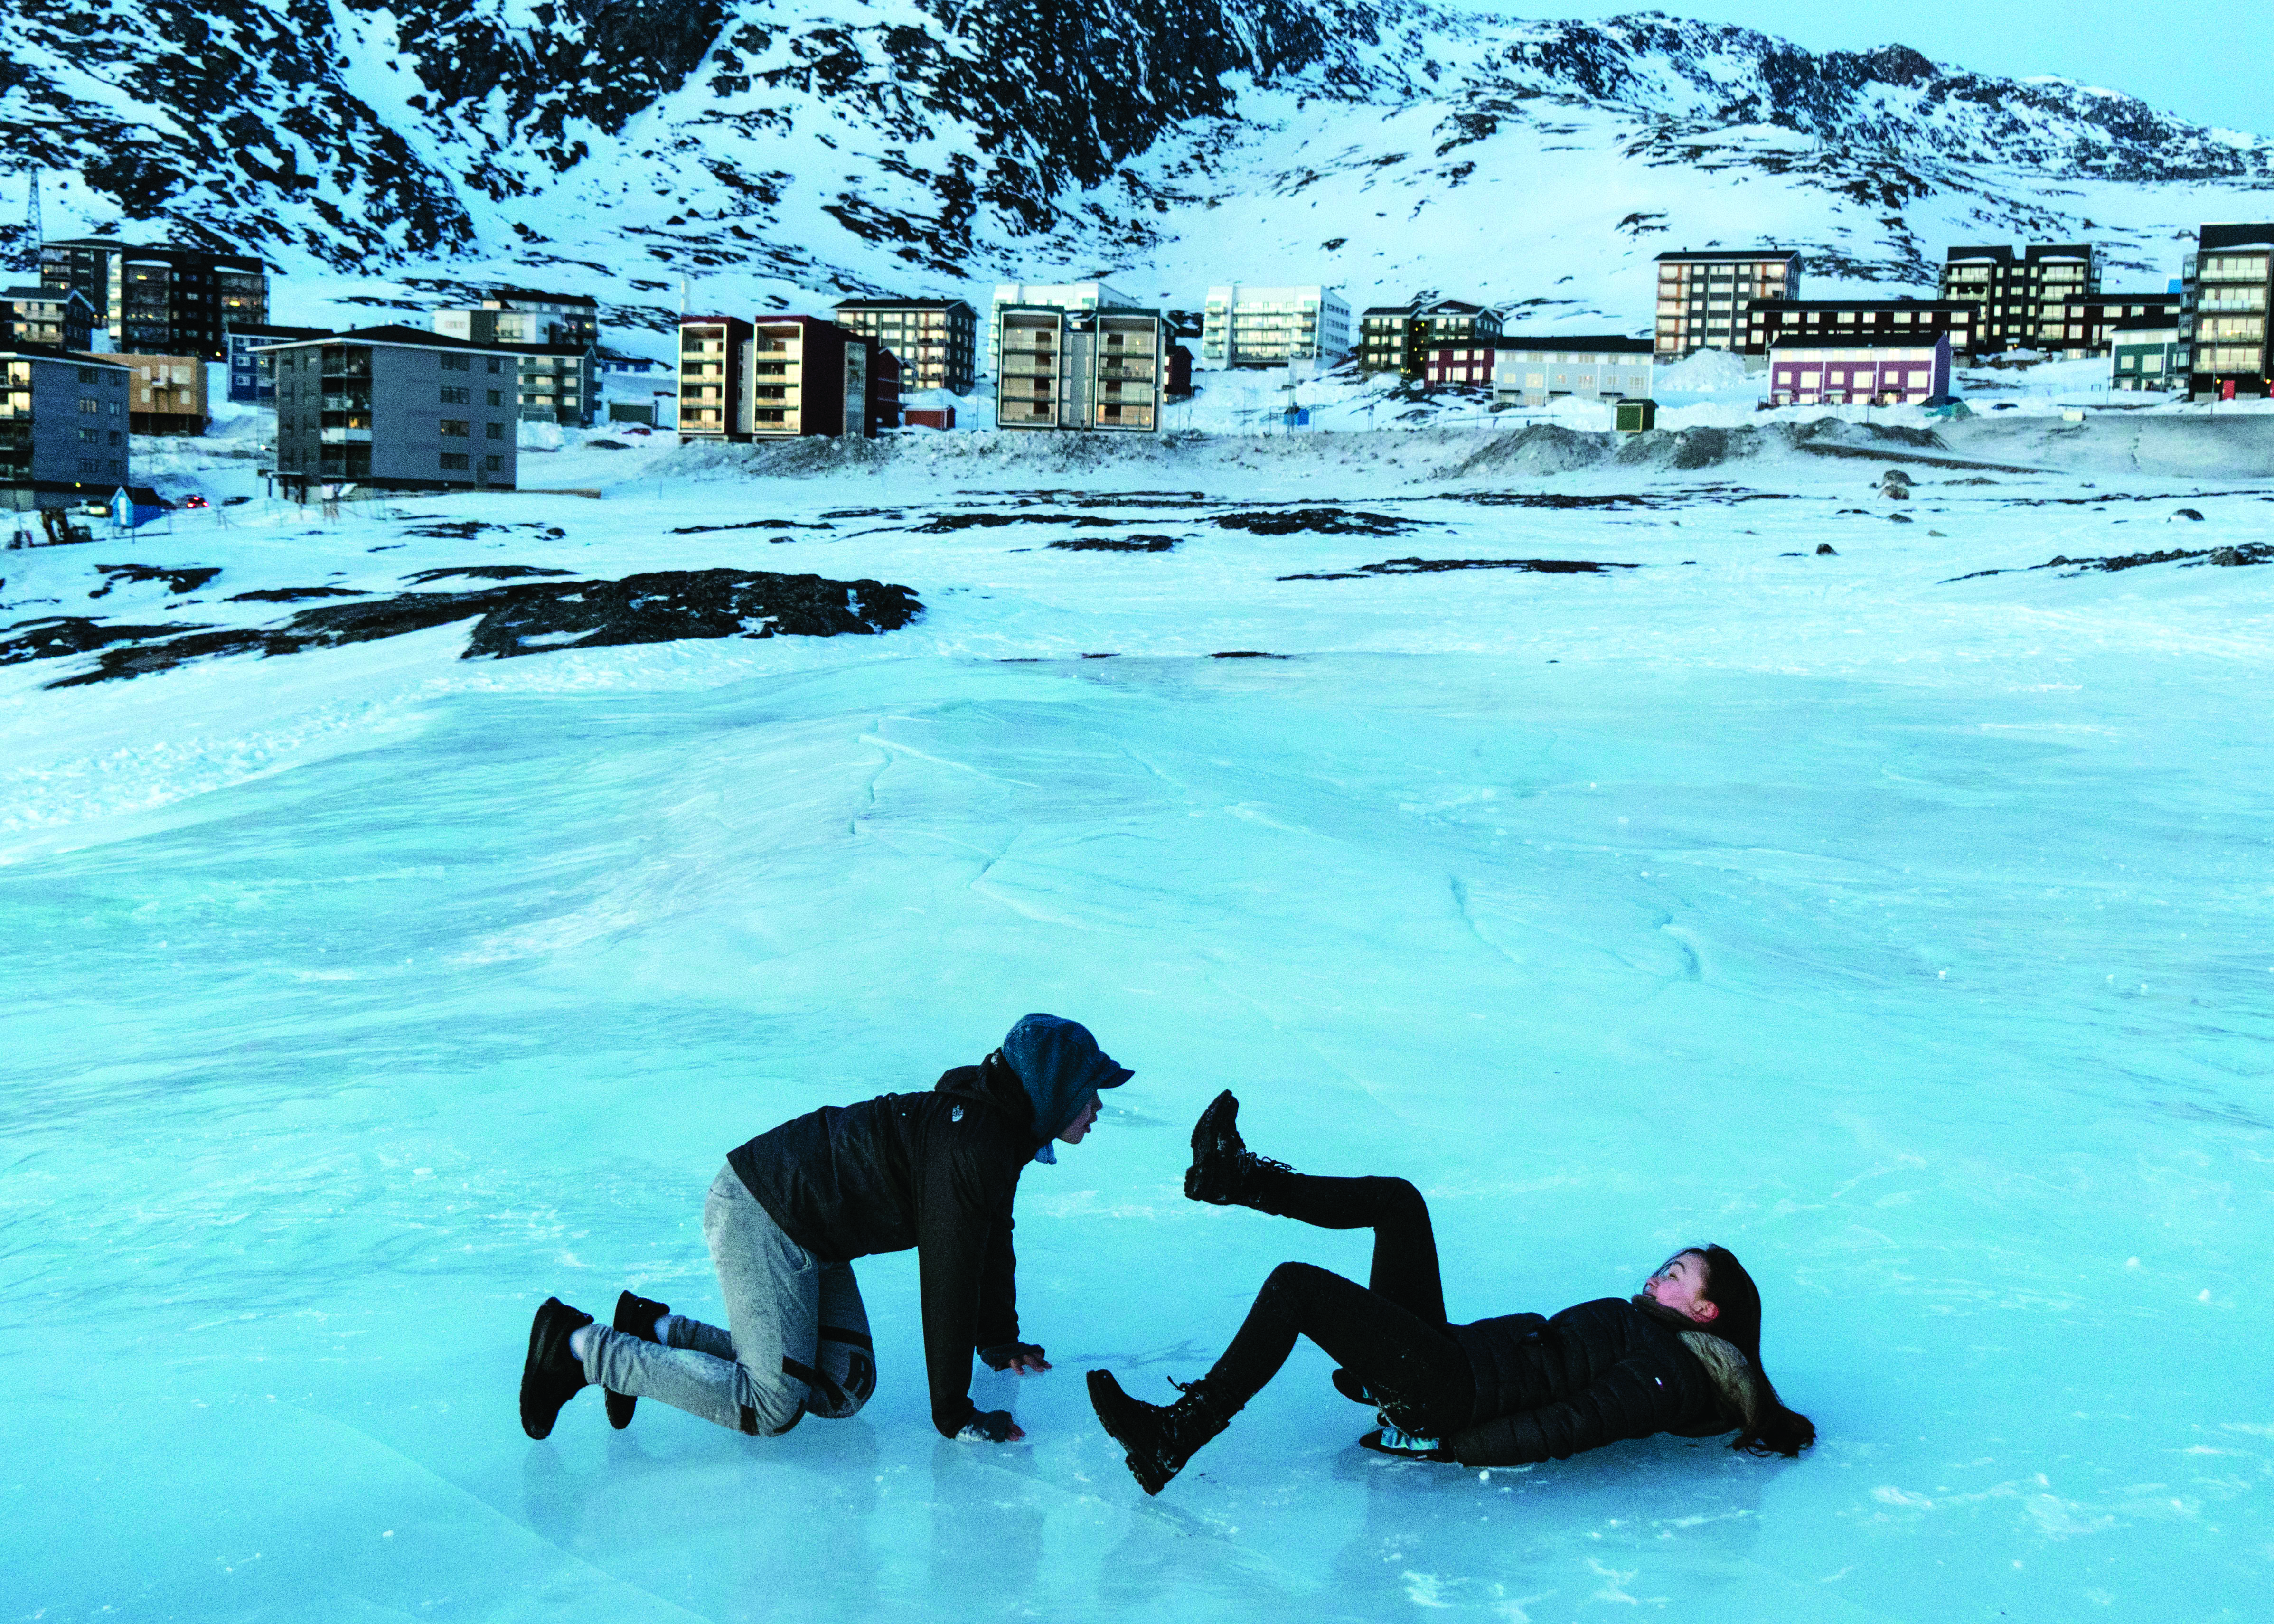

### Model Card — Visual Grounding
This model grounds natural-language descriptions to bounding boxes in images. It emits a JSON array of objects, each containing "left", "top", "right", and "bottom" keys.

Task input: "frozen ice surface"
[{"left": 3, "top": 420, "right": 2270, "bottom": 1623}]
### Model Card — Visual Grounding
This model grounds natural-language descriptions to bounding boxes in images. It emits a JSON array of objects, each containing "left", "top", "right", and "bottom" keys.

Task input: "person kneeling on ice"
[
  {"left": 1086, "top": 1092, "right": 1814, "bottom": 1494},
  {"left": 520, "top": 1013, "right": 1131, "bottom": 1445}
]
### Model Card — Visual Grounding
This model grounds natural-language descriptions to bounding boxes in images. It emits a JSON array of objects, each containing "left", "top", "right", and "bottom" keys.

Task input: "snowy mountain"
[{"left": 6, "top": 3, "right": 2274, "bottom": 331}]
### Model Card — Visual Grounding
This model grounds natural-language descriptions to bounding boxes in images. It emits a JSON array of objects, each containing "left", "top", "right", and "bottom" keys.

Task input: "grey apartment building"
[
  {"left": 38, "top": 239, "right": 268, "bottom": 359},
  {"left": 433, "top": 290, "right": 600, "bottom": 349},
  {"left": 1654, "top": 251, "right": 1800, "bottom": 357},
  {"left": 1937, "top": 244, "right": 2097, "bottom": 353},
  {"left": 832, "top": 299, "right": 977, "bottom": 394},
  {"left": 4, "top": 286, "right": 96, "bottom": 352},
  {"left": 2181, "top": 223, "right": 2274, "bottom": 397},
  {"left": 1, "top": 344, "right": 131, "bottom": 507},
  {"left": 261, "top": 327, "right": 518, "bottom": 492},
  {"left": 994, "top": 307, "right": 1165, "bottom": 432}
]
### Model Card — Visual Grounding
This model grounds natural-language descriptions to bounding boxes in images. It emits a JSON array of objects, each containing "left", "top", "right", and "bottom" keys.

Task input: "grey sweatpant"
[{"left": 580, "top": 1164, "right": 874, "bottom": 1436}]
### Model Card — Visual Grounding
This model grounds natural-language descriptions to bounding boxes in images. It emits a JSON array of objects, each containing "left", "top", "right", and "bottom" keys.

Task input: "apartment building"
[
  {"left": 2057, "top": 291, "right": 2181, "bottom": 358},
  {"left": 1200, "top": 285, "right": 1351, "bottom": 368},
  {"left": 1483, "top": 337, "right": 1656, "bottom": 406},
  {"left": 994, "top": 307, "right": 1165, "bottom": 432},
  {"left": 987, "top": 282, "right": 1134, "bottom": 375},
  {"left": 677, "top": 316, "right": 752, "bottom": 441},
  {"left": 91, "top": 352, "right": 209, "bottom": 435},
  {"left": 1938, "top": 244, "right": 2097, "bottom": 353},
  {"left": 745, "top": 317, "right": 898, "bottom": 438},
  {"left": 225, "top": 323, "right": 331, "bottom": 404},
  {"left": 434, "top": 290, "right": 601, "bottom": 348},
  {"left": 38, "top": 239, "right": 268, "bottom": 359},
  {"left": 260, "top": 327, "right": 519, "bottom": 492},
  {"left": 2180, "top": 223, "right": 2274, "bottom": 398},
  {"left": 1765, "top": 337, "right": 1952, "bottom": 407},
  {"left": 1654, "top": 251, "right": 1800, "bottom": 357},
  {"left": 496, "top": 341, "right": 598, "bottom": 427},
  {"left": 674, "top": 315, "right": 895, "bottom": 441},
  {"left": 2109, "top": 320, "right": 2183, "bottom": 392},
  {"left": 1357, "top": 300, "right": 1502, "bottom": 377},
  {"left": 3, "top": 286, "right": 96, "bottom": 351},
  {"left": 0, "top": 344, "right": 131, "bottom": 505},
  {"left": 831, "top": 299, "right": 977, "bottom": 394},
  {"left": 1742, "top": 298, "right": 1975, "bottom": 357}
]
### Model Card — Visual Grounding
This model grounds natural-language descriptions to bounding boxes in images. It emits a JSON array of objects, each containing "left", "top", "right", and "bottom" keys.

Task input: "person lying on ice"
[
  {"left": 519, "top": 1013, "right": 1131, "bottom": 1445},
  {"left": 1087, "top": 1092, "right": 1814, "bottom": 1494}
]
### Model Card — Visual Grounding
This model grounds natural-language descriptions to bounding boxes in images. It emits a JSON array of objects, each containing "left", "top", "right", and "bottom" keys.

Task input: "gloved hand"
[
  {"left": 1358, "top": 1424, "right": 1449, "bottom": 1460},
  {"left": 979, "top": 1341, "right": 1051, "bottom": 1373},
  {"left": 959, "top": 1408, "right": 1025, "bottom": 1442}
]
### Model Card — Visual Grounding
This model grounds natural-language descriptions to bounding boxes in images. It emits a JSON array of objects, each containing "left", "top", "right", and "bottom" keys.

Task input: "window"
[
  {"left": 441, "top": 355, "right": 470, "bottom": 372},
  {"left": 440, "top": 452, "right": 470, "bottom": 470},
  {"left": 483, "top": 454, "right": 503, "bottom": 470},
  {"left": 486, "top": 421, "right": 503, "bottom": 439},
  {"left": 441, "top": 385, "right": 470, "bottom": 403},
  {"left": 79, "top": 426, "right": 98, "bottom": 441},
  {"left": 440, "top": 419, "right": 470, "bottom": 436},
  {"left": 79, "top": 396, "right": 99, "bottom": 413},
  {"left": 488, "top": 390, "right": 501, "bottom": 405},
  {"left": 487, "top": 358, "right": 502, "bottom": 373}
]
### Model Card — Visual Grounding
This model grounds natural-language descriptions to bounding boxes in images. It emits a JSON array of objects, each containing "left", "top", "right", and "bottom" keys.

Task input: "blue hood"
[{"left": 999, "top": 1013, "right": 1132, "bottom": 1163}]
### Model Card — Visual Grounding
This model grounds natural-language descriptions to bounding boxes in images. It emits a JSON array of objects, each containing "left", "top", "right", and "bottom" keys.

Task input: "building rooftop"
[
  {"left": 2198, "top": 223, "right": 2274, "bottom": 251},
  {"left": 2112, "top": 316, "right": 2182, "bottom": 332},
  {"left": 255, "top": 325, "right": 510, "bottom": 351},
  {"left": 1744, "top": 296, "right": 1973, "bottom": 310},
  {"left": 1768, "top": 335, "right": 1954, "bottom": 350},
  {"left": 490, "top": 288, "right": 599, "bottom": 308},
  {"left": 1492, "top": 334, "right": 1655, "bottom": 351},
  {"left": 833, "top": 298, "right": 975, "bottom": 311},
  {"left": 0, "top": 341, "right": 129, "bottom": 365},
  {"left": 1654, "top": 248, "right": 1801, "bottom": 263}
]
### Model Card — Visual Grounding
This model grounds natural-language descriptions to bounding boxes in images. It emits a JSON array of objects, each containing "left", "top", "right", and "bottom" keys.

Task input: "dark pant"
[{"left": 1204, "top": 1176, "right": 1474, "bottom": 1436}]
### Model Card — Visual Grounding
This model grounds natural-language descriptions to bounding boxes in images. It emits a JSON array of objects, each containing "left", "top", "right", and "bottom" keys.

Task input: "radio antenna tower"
[{"left": 22, "top": 171, "right": 41, "bottom": 272}]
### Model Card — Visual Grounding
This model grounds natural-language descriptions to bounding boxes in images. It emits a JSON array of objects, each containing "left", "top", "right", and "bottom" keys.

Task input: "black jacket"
[
  {"left": 1446, "top": 1297, "right": 1737, "bottom": 1466},
  {"left": 727, "top": 1054, "right": 1038, "bottom": 1436}
]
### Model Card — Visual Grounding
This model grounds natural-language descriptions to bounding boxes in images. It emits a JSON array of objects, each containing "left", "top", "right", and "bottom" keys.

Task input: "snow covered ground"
[{"left": 4, "top": 416, "right": 2271, "bottom": 1623}]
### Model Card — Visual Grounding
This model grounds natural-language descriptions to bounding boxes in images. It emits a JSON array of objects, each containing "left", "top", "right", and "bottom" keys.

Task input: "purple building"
[{"left": 1767, "top": 335, "right": 1952, "bottom": 407}]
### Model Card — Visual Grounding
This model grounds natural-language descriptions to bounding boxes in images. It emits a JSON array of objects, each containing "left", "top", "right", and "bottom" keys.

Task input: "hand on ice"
[
  {"left": 961, "top": 1408, "right": 1026, "bottom": 1442},
  {"left": 980, "top": 1341, "right": 1052, "bottom": 1373}
]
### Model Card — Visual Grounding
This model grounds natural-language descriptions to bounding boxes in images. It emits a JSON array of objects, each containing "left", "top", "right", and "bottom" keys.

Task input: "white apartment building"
[
  {"left": 1485, "top": 336, "right": 1657, "bottom": 406},
  {"left": 1200, "top": 285, "right": 1350, "bottom": 368},
  {"left": 987, "top": 282, "right": 1134, "bottom": 375}
]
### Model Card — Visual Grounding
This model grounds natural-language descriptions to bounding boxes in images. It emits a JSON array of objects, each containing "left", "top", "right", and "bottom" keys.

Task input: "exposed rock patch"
[
  {"left": 88, "top": 564, "right": 220, "bottom": 598},
  {"left": 1049, "top": 535, "right": 1179, "bottom": 552},
  {"left": 1211, "top": 509, "right": 1418, "bottom": 537},
  {"left": 24, "top": 568, "right": 922, "bottom": 688},
  {"left": 1279, "top": 556, "right": 1639, "bottom": 581}
]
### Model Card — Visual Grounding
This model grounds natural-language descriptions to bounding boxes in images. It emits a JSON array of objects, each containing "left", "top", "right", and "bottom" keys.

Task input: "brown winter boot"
[
  {"left": 1183, "top": 1090, "right": 1295, "bottom": 1208},
  {"left": 1087, "top": 1370, "right": 1237, "bottom": 1495}
]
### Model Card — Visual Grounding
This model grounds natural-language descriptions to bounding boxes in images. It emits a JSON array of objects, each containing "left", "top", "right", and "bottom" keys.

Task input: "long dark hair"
[{"left": 1699, "top": 1244, "right": 1816, "bottom": 1457}]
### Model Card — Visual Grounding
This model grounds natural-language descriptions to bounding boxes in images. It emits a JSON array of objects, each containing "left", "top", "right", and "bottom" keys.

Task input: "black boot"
[
  {"left": 520, "top": 1297, "right": 592, "bottom": 1440},
  {"left": 1331, "top": 1367, "right": 1377, "bottom": 1406},
  {"left": 604, "top": 1292, "right": 669, "bottom": 1430},
  {"left": 1183, "top": 1090, "right": 1294, "bottom": 1208},
  {"left": 1087, "top": 1370, "right": 1235, "bottom": 1495}
]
